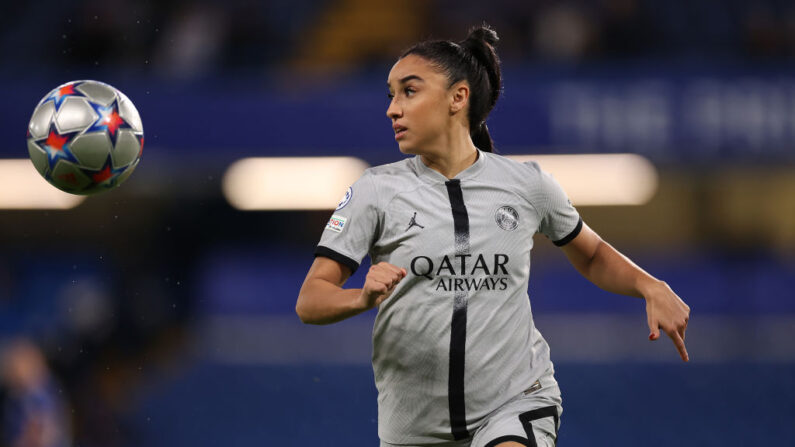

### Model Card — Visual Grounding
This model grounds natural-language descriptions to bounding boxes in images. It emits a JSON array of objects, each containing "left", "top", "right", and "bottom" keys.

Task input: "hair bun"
[
  {"left": 459, "top": 24, "right": 502, "bottom": 111},
  {"left": 460, "top": 24, "right": 499, "bottom": 73},
  {"left": 464, "top": 25, "right": 499, "bottom": 48}
]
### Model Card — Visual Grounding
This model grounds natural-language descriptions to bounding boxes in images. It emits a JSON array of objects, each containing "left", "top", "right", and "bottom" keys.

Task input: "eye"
[
  {"left": 404, "top": 87, "right": 416, "bottom": 96},
  {"left": 387, "top": 92, "right": 395, "bottom": 100}
]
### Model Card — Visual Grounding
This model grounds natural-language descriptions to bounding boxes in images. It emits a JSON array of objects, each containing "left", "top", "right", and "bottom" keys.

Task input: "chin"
[
  {"left": 397, "top": 140, "right": 422, "bottom": 155},
  {"left": 397, "top": 141, "right": 419, "bottom": 155}
]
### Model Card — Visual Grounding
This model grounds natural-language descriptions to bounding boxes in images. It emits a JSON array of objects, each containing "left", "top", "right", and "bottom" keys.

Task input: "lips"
[{"left": 393, "top": 124, "right": 407, "bottom": 140}]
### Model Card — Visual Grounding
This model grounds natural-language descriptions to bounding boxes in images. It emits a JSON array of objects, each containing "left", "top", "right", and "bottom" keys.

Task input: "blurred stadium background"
[{"left": 1, "top": 0, "right": 794, "bottom": 445}]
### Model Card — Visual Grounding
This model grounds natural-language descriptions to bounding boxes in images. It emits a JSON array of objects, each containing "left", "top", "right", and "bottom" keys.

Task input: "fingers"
[
  {"left": 669, "top": 330, "right": 689, "bottom": 362},
  {"left": 367, "top": 273, "right": 396, "bottom": 292},
  {"left": 369, "top": 263, "right": 406, "bottom": 288},
  {"left": 645, "top": 287, "right": 690, "bottom": 362},
  {"left": 648, "top": 320, "right": 690, "bottom": 362},
  {"left": 678, "top": 318, "right": 687, "bottom": 342},
  {"left": 364, "top": 263, "right": 407, "bottom": 304},
  {"left": 646, "top": 311, "right": 659, "bottom": 341},
  {"left": 648, "top": 316, "right": 690, "bottom": 362}
]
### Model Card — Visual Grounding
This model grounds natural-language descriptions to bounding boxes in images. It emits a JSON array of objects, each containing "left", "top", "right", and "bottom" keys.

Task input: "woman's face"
[{"left": 386, "top": 55, "right": 455, "bottom": 155}]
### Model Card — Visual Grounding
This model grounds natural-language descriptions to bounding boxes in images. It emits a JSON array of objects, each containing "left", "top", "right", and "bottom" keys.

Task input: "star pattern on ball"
[
  {"left": 135, "top": 134, "right": 144, "bottom": 158},
  {"left": 80, "top": 154, "right": 127, "bottom": 188},
  {"left": 33, "top": 122, "right": 81, "bottom": 172},
  {"left": 40, "top": 82, "right": 86, "bottom": 111},
  {"left": 86, "top": 99, "right": 133, "bottom": 147}
]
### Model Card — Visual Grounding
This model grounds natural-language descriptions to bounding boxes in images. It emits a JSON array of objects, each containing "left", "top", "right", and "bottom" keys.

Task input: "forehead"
[{"left": 387, "top": 54, "right": 446, "bottom": 85}]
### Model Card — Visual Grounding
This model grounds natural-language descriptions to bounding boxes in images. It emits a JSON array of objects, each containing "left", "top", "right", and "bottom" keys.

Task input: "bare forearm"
[
  {"left": 577, "top": 239, "right": 662, "bottom": 298},
  {"left": 584, "top": 240, "right": 690, "bottom": 361},
  {"left": 562, "top": 224, "right": 690, "bottom": 361},
  {"left": 296, "top": 279, "right": 366, "bottom": 325}
]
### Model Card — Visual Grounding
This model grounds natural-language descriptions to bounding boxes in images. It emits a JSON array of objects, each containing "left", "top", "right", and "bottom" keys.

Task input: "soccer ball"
[{"left": 26, "top": 80, "right": 143, "bottom": 195}]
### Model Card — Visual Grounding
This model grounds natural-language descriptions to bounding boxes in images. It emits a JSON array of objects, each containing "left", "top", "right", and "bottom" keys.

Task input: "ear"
[{"left": 449, "top": 81, "right": 470, "bottom": 115}]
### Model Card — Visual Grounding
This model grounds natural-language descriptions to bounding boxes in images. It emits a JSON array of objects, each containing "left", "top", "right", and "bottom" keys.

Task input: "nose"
[{"left": 386, "top": 97, "right": 401, "bottom": 120}]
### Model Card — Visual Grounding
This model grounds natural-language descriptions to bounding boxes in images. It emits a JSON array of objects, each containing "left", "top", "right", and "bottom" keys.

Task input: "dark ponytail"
[{"left": 401, "top": 25, "right": 502, "bottom": 152}]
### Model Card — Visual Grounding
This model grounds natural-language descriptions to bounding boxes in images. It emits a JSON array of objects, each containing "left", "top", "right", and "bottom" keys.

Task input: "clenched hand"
[{"left": 358, "top": 262, "right": 407, "bottom": 310}]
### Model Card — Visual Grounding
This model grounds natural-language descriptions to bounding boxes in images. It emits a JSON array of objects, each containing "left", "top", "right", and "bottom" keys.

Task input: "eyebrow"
[{"left": 387, "top": 74, "right": 424, "bottom": 87}]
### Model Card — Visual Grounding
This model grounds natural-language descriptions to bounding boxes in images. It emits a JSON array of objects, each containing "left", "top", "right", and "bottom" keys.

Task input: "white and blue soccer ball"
[{"left": 26, "top": 80, "right": 143, "bottom": 195}]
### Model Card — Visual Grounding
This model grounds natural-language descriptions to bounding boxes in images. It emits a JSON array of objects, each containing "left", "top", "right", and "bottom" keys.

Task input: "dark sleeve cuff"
[
  {"left": 314, "top": 245, "right": 360, "bottom": 274},
  {"left": 553, "top": 217, "right": 583, "bottom": 247}
]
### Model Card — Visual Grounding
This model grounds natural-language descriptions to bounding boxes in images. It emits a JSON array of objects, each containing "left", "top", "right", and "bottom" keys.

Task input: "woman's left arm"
[{"left": 560, "top": 222, "right": 691, "bottom": 362}]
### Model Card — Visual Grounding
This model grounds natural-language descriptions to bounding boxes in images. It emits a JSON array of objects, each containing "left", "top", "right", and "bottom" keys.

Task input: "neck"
[{"left": 419, "top": 125, "right": 480, "bottom": 179}]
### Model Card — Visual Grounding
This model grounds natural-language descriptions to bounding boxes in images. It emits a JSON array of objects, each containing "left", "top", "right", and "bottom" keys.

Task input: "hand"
[
  {"left": 358, "top": 262, "right": 407, "bottom": 310},
  {"left": 644, "top": 281, "right": 691, "bottom": 362}
]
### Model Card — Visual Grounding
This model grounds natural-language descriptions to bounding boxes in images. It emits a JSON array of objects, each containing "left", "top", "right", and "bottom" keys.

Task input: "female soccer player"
[{"left": 296, "top": 25, "right": 690, "bottom": 447}]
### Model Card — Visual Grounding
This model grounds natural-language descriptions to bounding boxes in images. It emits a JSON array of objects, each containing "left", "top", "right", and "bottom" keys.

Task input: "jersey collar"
[{"left": 412, "top": 149, "right": 487, "bottom": 184}]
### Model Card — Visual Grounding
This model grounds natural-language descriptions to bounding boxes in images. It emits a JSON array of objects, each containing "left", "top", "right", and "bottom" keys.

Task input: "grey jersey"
[{"left": 315, "top": 150, "right": 581, "bottom": 444}]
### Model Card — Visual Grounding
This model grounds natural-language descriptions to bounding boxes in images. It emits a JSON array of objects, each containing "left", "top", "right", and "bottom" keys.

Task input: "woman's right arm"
[{"left": 296, "top": 257, "right": 406, "bottom": 325}]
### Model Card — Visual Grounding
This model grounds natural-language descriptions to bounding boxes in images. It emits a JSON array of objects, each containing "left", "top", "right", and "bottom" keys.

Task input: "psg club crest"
[{"left": 495, "top": 206, "right": 519, "bottom": 231}]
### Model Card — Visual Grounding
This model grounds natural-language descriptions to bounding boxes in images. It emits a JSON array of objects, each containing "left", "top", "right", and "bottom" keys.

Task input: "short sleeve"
[
  {"left": 528, "top": 162, "right": 583, "bottom": 246},
  {"left": 314, "top": 171, "right": 380, "bottom": 274}
]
